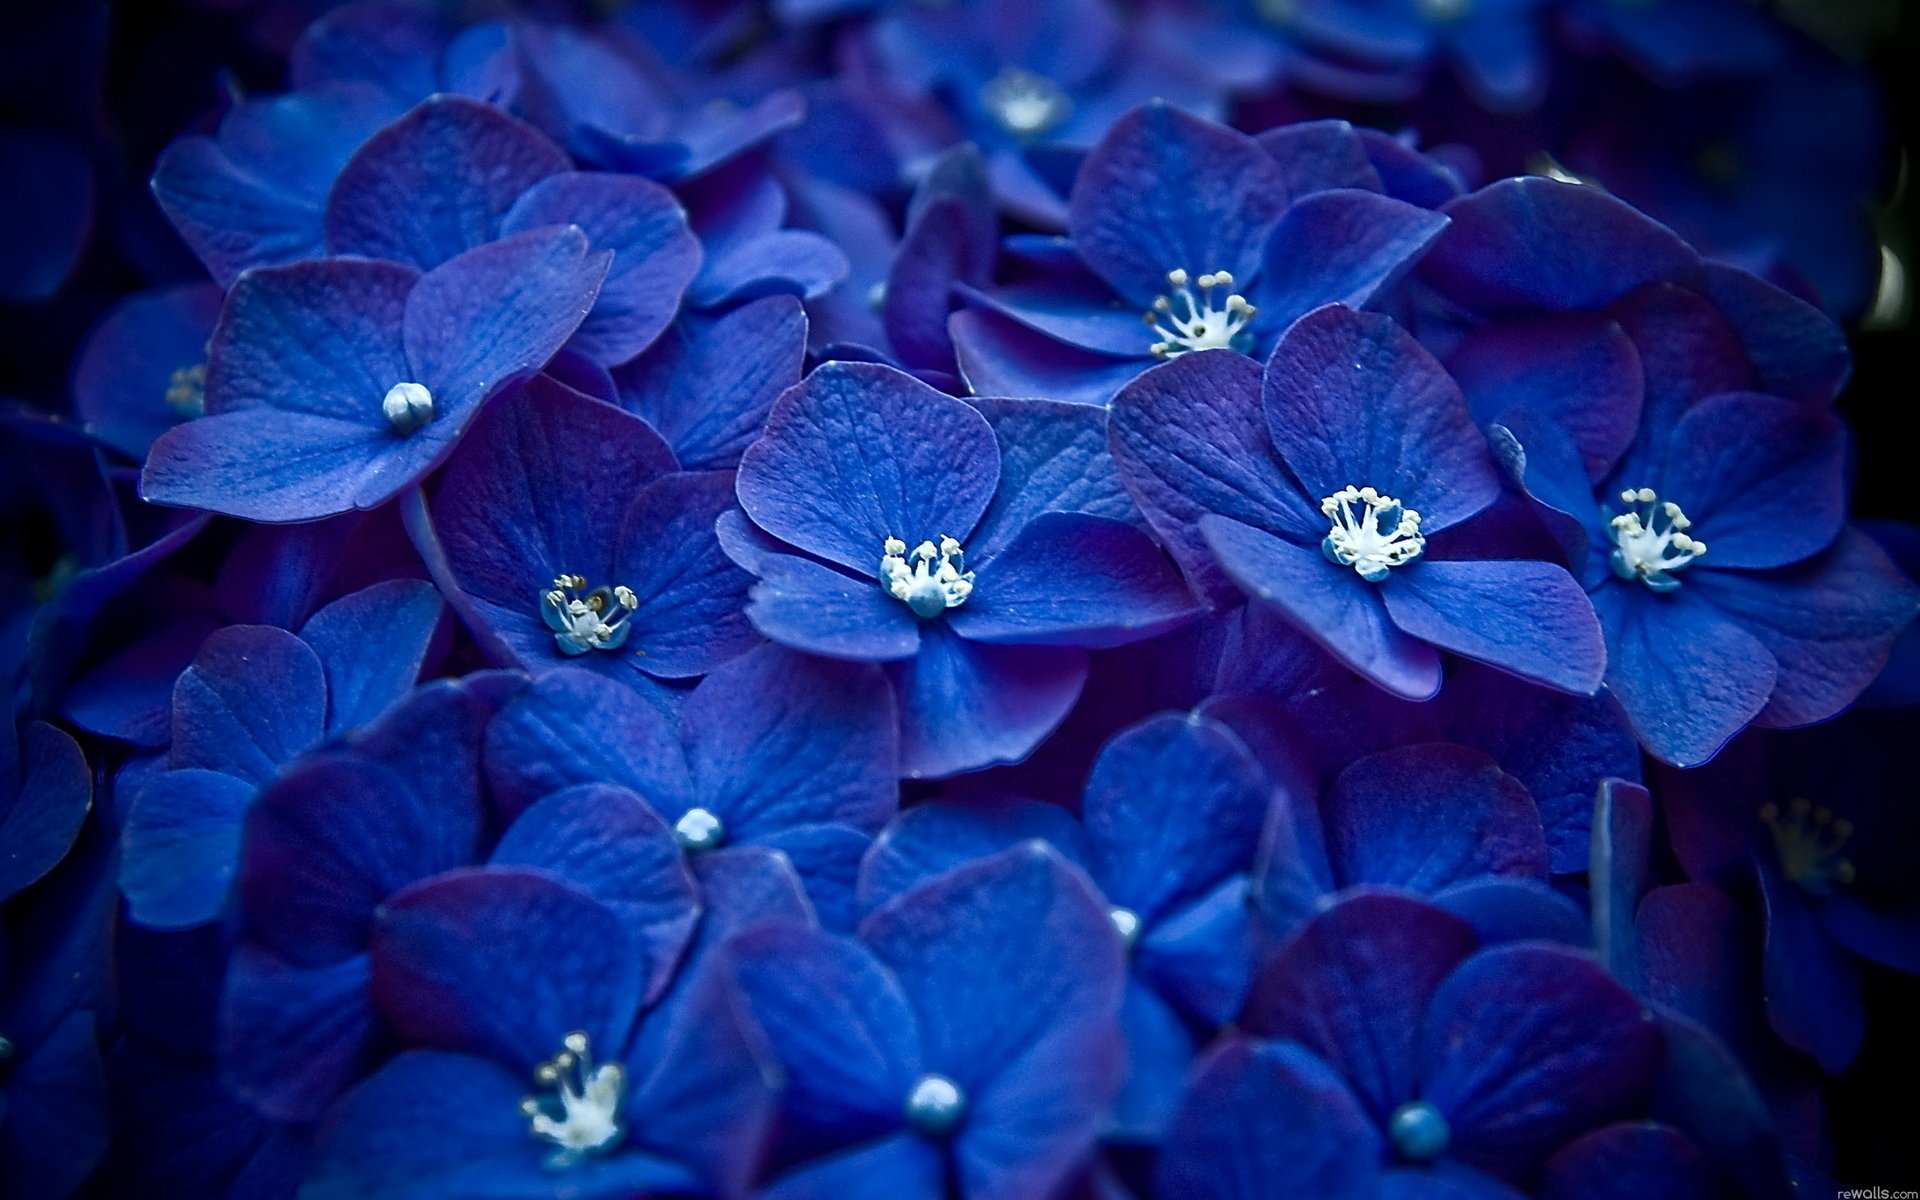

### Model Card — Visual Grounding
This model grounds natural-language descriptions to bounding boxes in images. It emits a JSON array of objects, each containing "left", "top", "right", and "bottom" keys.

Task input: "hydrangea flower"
[
  {"left": 723, "top": 843, "right": 1126, "bottom": 1200},
  {"left": 1158, "top": 892, "right": 1667, "bottom": 1197},
  {"left": 732, "top": 362, "right": 1198, "bottom": 776},
  {"left": 426, "top": 377, "right": 756, "bottom": 687},
  {"left": 952, "top": 103, "right": 1449, "bottom": 404},
  {"left": 141, "top": 226, "right": 609, "bottom": 522},
  {"left": 117, "top": 580, "right": 443, "bottom": 929},
  {"left": 1112, "top": 303, "right": 1605, "bottom": 702},
  {"left": 72, "top": 283, "right": 224, "bottom": 460},
  {"left": 483, "top": 648, "right": 899, "bottom": 929},
  {"left": 859, "top": 712, "right": 1274, "bottom": 1138},
  {"left": 1260, "top": 0, "right": 1554, "bottom": 110}
]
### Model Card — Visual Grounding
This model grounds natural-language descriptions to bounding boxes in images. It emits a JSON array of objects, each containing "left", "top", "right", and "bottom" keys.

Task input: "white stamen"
[
  {"left": 1608, "top": 488, "right": 1705, "bottom": 592},
  {"left": 1146, "top": 268, "right": 1258, "bottom": 358},
  {"left": 980, "top": 68, "right": 1073, "bottom": 139},
  {"left": 674, "top": 807, "right": 725, "bottom": 853},
  {"left": 382, "top": 381, "right": 435, "bottom": 434},
  {"left": 1109, "top": 907, "right": 1141, "bottom": 947},
  {"left": 520, "top": 1031, "right": 625, "bottom": 1168},
  {"left": 1320, "top": 486, "right": 1425, "bottom": 582},
  {"left": 541, "top": 574, "right": 640, "bottom": 655},
  {"left": 881, "top": 536, "right": 974, "bottom": 619},
  {"left": 904, "top": 1073, "right": 967, "bottom": 1136},
  {"left": 165, "top": 363, "right": 206, "bottom": 417}
]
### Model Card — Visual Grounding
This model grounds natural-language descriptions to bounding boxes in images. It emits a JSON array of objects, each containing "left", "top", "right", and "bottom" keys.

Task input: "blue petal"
[
  {"left": 1156, "top": 1036, "right": 1382, "bottom": 1200},
  {"left": 1656, "top": 392, "right": 1845, "bottom": 570},
  {"left": 297, "top": 579, "right": 443, "bottom": 734},
  {"left": 1200, "top": 515, "right": 1443, "bottom": 701},
  {"left": 370, "top": 866, "right": 645, "bottom": 1072},
  {"left": 755, "top": 824, "right": 875, "bottom": 933},
  {"left": 1135, "top": 874, "right": 1258, "bottom": 1028},
  {"left": 72, "top": 282, "right": 225, "bottom": 459},
  {"left": 1242, "top": 891, "right": 1478, "bottom": 1120},
  {"left": 1108, "top": 349, "right": 1322, "bottom": 605},
  {"left": 858, "top": 797, "right": 1091, "bottom": 914},
  {"left": 1323, "top": 744, "right": 1548, "bottom": 895},
  {"left": 490, "top": 783, "right": 699, "bottom": 1004},
  {"left": 888, "top": 624, "right": 1088, "bottom": 778},
  {"left": 1111, "top": 976, "right": 1203, "bottom": 1140},
  {"left": 1261, "top": 305, "right": 1499, "bottom": 535},
  {"left": 501, "top": 171, "right": 701, "bottom": 366},
  {"left": 951, "top": 308, "right": 1148, "bottom": 405},
  {"left": 966, "top": 397, "right": 1145, "bottom": 562},
  {"left": 1252, "top": 192, "right": 1448, "bottom": 333},
  {"left": 168, "top": 625, "right": 326, "bottom": 786},
  {"left": 951, "top": 513, "right": 1198, "bottom": 649},
  {"left": 482, "top": 668, "right": 690, "bottom": 823},
  {"left": 0, "top": 1011, "right": 108, "bottom": 1200},
  {"left": 736, "top": 362, "right": 1000, "bottom": 577},
  {"left": 611, "top": 470, "right": 760, "bottom": 678},
  {"left": 118, "top": 769, "right": 257, "bottom": 930},
  {"left": 614, "top": 295, "right": 807, "bottom": 470},
  {"left": 1068, "top": 104, "right": 1291, "bottom": 305},
  {"left": 725, "top": 921, "right": 922, "bottom": 1142},
  {"left": 1757, "top": 862, "right": 1862, "bottom": 1072},
  {"left": 1447, "top": 313, "right": 1643, "bottom": 479},
  {"left": 1539, "top": 1123, "right": 1718, "bottom": 1200},
  {"left": 862, "top": 844, "right": 1126, "bottom": 1200},
  {"left": 1081, "top": 713, "right": 1269, "bottom": 925},
  {"left": 220, "top": 946, "right": 377, "bottom": 1122},
  {"left": 326, "top": 95, "right": 569, "bottom": 269},
  {"left": 760, "top": 1134, "right": 945, "bottom": 1200},
  {"left": 682, "top": 645, "right": 898, "bottom": 839},
  {"left": 1381, "top": 558, "right": 1606, "bottom": 696},
  {"left": 747, "top": 552, "right": 924, "bottom": 662},
  {"left": 0, "top": 722, "right": 92, "bottom": 902}
]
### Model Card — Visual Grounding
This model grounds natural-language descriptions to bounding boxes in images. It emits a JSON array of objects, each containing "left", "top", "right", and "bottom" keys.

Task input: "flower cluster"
[{"left": 3, "top": 0, "right": 1917, "bottom": 1198}]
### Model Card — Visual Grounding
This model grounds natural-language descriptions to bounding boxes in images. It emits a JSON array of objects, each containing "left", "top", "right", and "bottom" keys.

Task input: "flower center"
[
  {"left": 1608, "top": 488, "right": 1705, "bottom": 592},
  {"left": 1320, "top": 486, "right": 1425, "bottom": 582},
  {"left": 1388, "top": 1101, "right": 1450, "bottom": 1162},
  {"left": 1760, "top": 799, "right": 1856, "bottom": 896},
  {"left": 520, "top": 1031, "right": 625, "bottom": 1167},
  {"left": 905, "top": 1073, "right": 967, "bottom": 1137},
  {"left": 1109, "top": 906, "right": 1141, "bottom": 947},
  {"left": 382, "top": 381, "right": 435, "bottom": 434},
  {"left": 1416, "top": 0, "right": 1472, "bottom": 21},
  {"left": 165, "top": 363, "right": 206, "bottom": 417},
  {"left": 1145, "top": 269, "right": 1257, "bottom": 359},
  {"left": 881, "top": 537, "right": 975, "bottom": 619},
  {"left": 980, "top": 68, "right": 1072, "bottom": 139},
  {"left": 673, "top": 807, "right": 726, "bottom": 853},
  {"left": 542, "top": 574, "right": 640, "bottom": 655}
]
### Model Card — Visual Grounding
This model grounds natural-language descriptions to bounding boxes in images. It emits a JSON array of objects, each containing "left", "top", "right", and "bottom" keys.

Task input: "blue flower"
[
  {"left": 723, "top": 843, "right": 1126, "bottom": 1200},
  {"left": 861, "top": 712, "right": 1273, "bottom": 1138},
  {"left": 141, "top": 226, "right": 609, "bottom": 523},
  {"left": 1112, "top": 303, "right": 1606, "bottom": 701},
  {"left": 1261, "top": 0, "right": 1554, "bottom": 110},
  {"left": 1158, "top": 891, "right": 1667, "bottom": 1197},
  {"left": 426, "top": 376, "right": 757, "bottom": 687},
  {"left": 483, "top": 647, "right": 900, "bottom": 929},
  {"left": 732, "top": 361, "right": 1199, "bottom": 776},
  {"left": 325, "top": 95, "right": 702, "bottom": 366},
  {"left": 953, "top": 104, "right": 1449, "bottom": 404},
  {"left": 117, "top": 580, "right": 444, "bottom": 929}
]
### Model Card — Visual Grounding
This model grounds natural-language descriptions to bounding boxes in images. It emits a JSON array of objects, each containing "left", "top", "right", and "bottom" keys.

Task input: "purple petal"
[
  {"left": 737, "top": 362, "right": 1000, "bottom": 575},
  {"left": 73, "top": 282, "right": 224, "bottom": 459},
  {"left": 297, "top": 579, "right": 444, "bottom": 733},
  {"left": 1657, "top": 392, "right": 1845, "bottom": 570},
  {"left": 1447, "top": 314, "right": 1643, "bottom": 480},
  {"left": 481, "top": 668, "right": 689, "bottom": 823},
  {"left": 761, "top": 1135, "right": 945, "bottom": 1200},
  {"left": 1700, "top": 261, "right": 1850, "bottom": 406},
  {"left": 615, "top": 295, "right": 807, "bottom": 470},
  {"left": 1757, "top": 862, "right": 1862, "bottom": 1072},
  {"left": 169, "top": 625, "right": 326, "bottom": 785},
  {"left": 1262, "top": 305, "right": 1500, "bottom": 535},
  {"left": 1539, "top": 1123, "right": 1718, "bottom": 1200},
  {"left": 888, "top": 625, "right": 1088, "bottom": 778},
  {"left": 1382, "top": 558, "right": 1605, "bottom": 696},
  {"left": 612, "top": 470, "right": 759, "bottom": 678},
  {"left": 220, "top": 947, "right": 376, "bottom": 1121},
  {"left": 857, "top": 797, "right": 1091, "bottom": 915}
]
